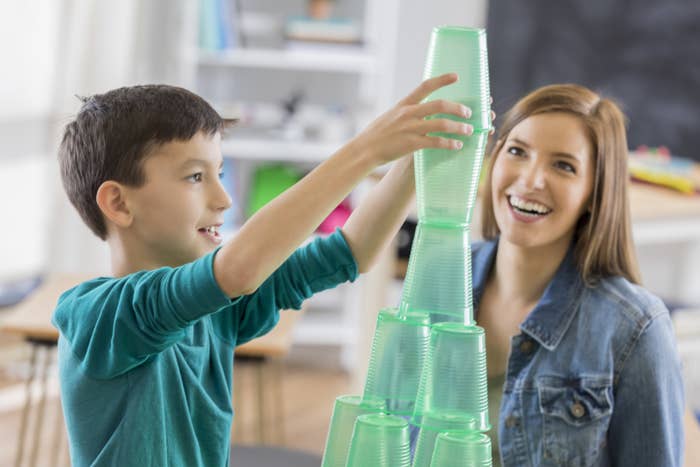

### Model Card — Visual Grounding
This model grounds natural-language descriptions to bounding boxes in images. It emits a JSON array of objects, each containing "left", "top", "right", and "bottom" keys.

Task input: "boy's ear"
[{"left": 96, "top": 181, "right": 133, "bottom": 228}]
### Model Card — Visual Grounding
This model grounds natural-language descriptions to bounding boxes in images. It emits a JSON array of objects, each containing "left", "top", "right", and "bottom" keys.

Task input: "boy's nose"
[{"left": 211, "top": 179, "right": 233, "bottom": 211}]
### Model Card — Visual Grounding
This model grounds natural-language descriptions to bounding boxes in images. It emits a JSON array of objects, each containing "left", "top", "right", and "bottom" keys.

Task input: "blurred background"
[{"left": 1, "top": 0, "right": 699, "bottom": 465}]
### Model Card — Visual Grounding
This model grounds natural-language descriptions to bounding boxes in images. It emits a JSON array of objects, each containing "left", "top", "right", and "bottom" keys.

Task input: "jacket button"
[
  {"left": 505, "top": 415, "right": 520, "bottom": 428},
  {"left": 570, "top": 401, "right": 586, "bottom": 418},
  {"left": 519, "top": 339, "right": 535, "bottom": 354}
]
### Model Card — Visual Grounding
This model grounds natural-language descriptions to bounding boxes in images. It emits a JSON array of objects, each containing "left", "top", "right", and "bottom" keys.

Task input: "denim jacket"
[{"left": 471, "top": 239, "right": 684, "bottom": 467}]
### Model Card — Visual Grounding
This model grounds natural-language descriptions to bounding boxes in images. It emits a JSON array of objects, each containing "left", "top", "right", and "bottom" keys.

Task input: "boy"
[{"left": 53, "top": 74, "right": 473, "bottom": 466}]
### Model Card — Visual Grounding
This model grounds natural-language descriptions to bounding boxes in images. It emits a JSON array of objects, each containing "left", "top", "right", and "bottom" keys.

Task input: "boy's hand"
[{"left": 349, "top": 73, "right": 474, "bottom": 166}]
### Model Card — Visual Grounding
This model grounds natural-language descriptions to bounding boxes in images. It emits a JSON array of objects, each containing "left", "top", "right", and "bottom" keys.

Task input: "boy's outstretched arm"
[
  {"left": 214, "top": 73, "right": 471, "bottom": 298},
  {"left": 340, "top": 155, "right": 418, "bottom": 274},
  {"left": 342, "top": 103, "right": 493, "bottom": 273}
]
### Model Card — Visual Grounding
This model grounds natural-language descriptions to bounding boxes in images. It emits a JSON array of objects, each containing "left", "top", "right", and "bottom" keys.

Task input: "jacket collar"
[{"left": 471, "top": 238, "right": 585, "bottom": 351}]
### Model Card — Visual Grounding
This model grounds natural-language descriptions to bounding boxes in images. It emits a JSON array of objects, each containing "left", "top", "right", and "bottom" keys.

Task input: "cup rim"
[
  {"left": 336, "top": 394, "right": 386, "bottom": 411},
  {"left": 432, "top": 26, "right": 486, "bottom": 36},
  {"left": 432, "top": 322, "right": 484, "bottom": 335},
  {"left": 438, "top": 431, "right": 492, "bottom": 446},
  {"left": 357, "top": 413, "right": 409, "bottom": 429},
  {"left": 380, "top": 307, "right": 431, "bottom": 326}
]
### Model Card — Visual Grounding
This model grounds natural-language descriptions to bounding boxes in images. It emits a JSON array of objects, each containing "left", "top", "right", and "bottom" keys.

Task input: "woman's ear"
[{"left": 96, "top": 181, "right": 133, "bottom": 229}]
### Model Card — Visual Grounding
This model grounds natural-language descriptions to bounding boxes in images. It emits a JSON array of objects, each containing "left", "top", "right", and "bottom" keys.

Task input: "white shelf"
[
  {"left": 221, "top": 137, "right": 342, "bottom": 163},
  {"left": 198, "top": 47, "right": 377, "bottom": 74}
]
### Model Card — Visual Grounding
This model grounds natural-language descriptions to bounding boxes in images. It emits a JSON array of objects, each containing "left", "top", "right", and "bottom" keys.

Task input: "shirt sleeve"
[
  {"left": 211, "top": 228, "right": 359, "bottom": 345},
  {"left": 52, "top": 250, "right": 234, "bottom": 379},
  {"left": 607, "top": 311, "right": 685, "bottom": 466}
]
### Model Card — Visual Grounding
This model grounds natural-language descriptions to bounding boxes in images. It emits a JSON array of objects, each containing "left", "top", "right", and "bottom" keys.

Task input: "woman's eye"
[
  {"left": 187, "top": 172, "right": 203, "bottom": 183},
  {"left": 555, "top": 161, "right": 576, "bottom": 174},
  {"left": 507, "top": 146, "right": 525, "bottom": 157}
]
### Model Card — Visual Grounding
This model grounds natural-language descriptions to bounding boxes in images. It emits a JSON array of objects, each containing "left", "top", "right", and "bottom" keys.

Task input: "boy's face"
[{"left": 124, "top": 131, "right": 232, "bottom": 267}]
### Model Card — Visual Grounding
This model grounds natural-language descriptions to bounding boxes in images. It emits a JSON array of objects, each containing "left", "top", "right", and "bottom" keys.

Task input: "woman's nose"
[{"left": 520, "top": 161, "right": 546, "bottom": 190}]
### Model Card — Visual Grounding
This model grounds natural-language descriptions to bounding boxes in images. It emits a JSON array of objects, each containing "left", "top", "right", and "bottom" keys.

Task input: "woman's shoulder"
[
  {"left": 470, "top": 239, "right": 498, "bottom": 263},
  {"left": 584, "top": 275, "right": 669, "bottom": 327}
]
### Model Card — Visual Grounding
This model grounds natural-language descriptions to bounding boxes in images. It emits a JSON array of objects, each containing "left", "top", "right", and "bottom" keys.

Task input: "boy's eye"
[
  {"left": 218, "top": 171, "right": 225, "bottom": 180},
  {"left": 187, "top": 172, "right": 203, "bottom": 183},
  {"left": 554, "top": 161, "right": 576, "bottom": 174}
]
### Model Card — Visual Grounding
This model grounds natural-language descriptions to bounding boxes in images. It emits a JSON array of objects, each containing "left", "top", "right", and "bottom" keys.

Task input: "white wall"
[
  {"left": 0, "top": 1, "right": 59, "bottom": 121},
  {"left": 391, "top": 0, "right": 488, "bottom": 102}
]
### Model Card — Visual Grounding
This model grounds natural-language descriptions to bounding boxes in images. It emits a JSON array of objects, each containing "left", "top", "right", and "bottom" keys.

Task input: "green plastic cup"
[
  {"left": 346, "top": 414, "right": 411, "bottom": 467},
  {"left": 413, "top": 323, "right": 490, "bottom": 431},
  {"left": 399, "top": 224, "right": 473, "bottom": 325},
  {"left": 414, "top": 131, "right": 489, "bottom": 226},
  {"left": 320, "top": 395, "right": 386, "bottom": 467},
  {"left": 412, "top": 410, "right": 479, "bottom": 467},
  {"left": 363, "top": 308, "right": 431, "bottom": 415},
  {"left": 423, "top": 26, "right": 491, "bottom": 132},
  {"left": 416, "top": 26, "right": 491, "bottom": 226},
  {"left": 430, "top": 432, "right": 493, "bottom": 467}
]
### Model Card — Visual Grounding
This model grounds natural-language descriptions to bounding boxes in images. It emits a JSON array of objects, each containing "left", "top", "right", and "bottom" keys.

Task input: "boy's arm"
[
  {"left": 213, "top": 73, "right": 471, "bottom": 298},
  {"left": 341, "top": 156, "right": 416, "bottom": 273}
]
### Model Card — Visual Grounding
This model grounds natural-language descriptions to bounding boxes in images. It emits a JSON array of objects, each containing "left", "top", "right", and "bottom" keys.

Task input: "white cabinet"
[{"left": 187, "top": 0, "right": 400, "bottom": 370}]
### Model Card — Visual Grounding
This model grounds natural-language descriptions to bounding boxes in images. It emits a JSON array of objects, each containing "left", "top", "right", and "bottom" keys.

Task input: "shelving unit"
[
  {"left": 188, "top": 0, "right": 401, "bottom": 370},
  {"left": 220, "top": 138, "right": 342, "bottom": 163},
  {"left": 197, "top": 47, "right": 377, "bottom": 73}
]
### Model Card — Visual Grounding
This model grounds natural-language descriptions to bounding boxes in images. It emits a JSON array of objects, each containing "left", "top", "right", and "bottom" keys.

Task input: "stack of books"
[{"left": 284, "top": 16, "right": 362, "bottom": 45}]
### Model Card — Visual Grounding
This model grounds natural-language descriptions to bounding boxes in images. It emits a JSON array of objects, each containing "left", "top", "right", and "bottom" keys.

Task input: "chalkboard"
[{"left": 487, "top": 0, "right": 700, "bottom": 160}]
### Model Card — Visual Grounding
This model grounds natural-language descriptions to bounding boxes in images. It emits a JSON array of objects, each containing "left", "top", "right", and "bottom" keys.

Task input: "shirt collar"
[{"left": 471, "top": 237, "right": 584, "bottom": 351}]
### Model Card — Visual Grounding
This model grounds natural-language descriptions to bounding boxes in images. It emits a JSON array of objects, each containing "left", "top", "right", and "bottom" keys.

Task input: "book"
[{"left": 284, "top": 16, "right": 362, "bottom": 44}]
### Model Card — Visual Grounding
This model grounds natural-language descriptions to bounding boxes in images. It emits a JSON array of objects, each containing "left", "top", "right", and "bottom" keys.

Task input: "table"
[
  {"left": 0, "top": 274, "right": 88, "bottom": 467},
  {"left": 230, "top": 444, "right": 321, "bottom": 467}
]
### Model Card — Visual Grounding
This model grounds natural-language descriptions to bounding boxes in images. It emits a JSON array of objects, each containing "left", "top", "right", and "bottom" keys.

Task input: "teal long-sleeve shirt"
[{"left": 52, "top": 230, "right": 358, "bottom": 467}]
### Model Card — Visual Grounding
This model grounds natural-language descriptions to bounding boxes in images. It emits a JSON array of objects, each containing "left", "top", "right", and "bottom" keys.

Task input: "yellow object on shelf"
[{"left": 628, "top": 163, "right": 696, "bottom": 194}]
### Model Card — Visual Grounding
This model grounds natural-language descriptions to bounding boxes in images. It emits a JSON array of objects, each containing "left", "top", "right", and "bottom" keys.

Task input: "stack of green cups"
[
  {"left": 322, "top": 25, "right": 494, "bottom": 467},
  {"left": 363, "top": 308, "right": 431, "bottom": 415},
  {"left": 345, "top": 414, "right": 412, "bottom": 467},
  {"left": 414, "top": 26, "right": 491, "bottom": 228},
  {"left": 412, "top": 323, "right": 490, "bottom": 432},
  {"left": 399, "top": 223, "right": 474, "bottom": 325},
  {"left": 412, "top": 410, "right": 478, "bottom": 467},
  {"left": 320, "top": 395, "right": 386, "bottom": 467},
  {"left": 430, "top": 432, "right": 493, "bottom": 467}
]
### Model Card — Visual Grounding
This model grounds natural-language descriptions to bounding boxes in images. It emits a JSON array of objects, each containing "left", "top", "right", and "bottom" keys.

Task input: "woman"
[{"left": 474, "top": 84, "right": 684, "bottom": 466}]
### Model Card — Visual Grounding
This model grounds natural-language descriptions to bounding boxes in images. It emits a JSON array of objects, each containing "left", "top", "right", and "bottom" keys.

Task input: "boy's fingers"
[
  {"left": 413, "top": 99, "right": 471, "bottom": 119},
  {"left": 419, "top": 135, "right": 464, "bottom": 150},
  {"left": 419, "top": 118, "right": 473, "bottom": 136},
  {"left": 398, "top": 73, "right": 458, "bottom": 106}
]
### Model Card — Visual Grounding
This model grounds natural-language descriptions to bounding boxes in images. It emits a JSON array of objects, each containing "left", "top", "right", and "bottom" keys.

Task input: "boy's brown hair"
[
  {"left": 481, "top": 84, "right": 641, "bottom": 285},
  {"left": 58, "top": 85, "right": 236, "bottom": 240}
]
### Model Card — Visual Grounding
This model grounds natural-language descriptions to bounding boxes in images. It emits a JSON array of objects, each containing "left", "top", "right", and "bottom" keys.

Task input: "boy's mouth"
[{"left": 198, "top": 224, "right": 223, "bottom": 244}]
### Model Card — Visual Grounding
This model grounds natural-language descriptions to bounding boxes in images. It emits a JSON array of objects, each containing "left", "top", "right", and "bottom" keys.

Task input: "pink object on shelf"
[{"left": 317, "top": 200, "right": 352, "bottom": 234}]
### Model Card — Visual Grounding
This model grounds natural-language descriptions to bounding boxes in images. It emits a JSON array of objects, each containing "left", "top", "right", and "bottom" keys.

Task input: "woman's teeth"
[{"left": 508, "top": 195, "right": 551, "bottom": 215}]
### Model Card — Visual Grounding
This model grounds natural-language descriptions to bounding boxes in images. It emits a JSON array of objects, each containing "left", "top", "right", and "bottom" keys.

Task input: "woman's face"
[{"left": 491, "top": 112, "right": 595, "bottom": 251}]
